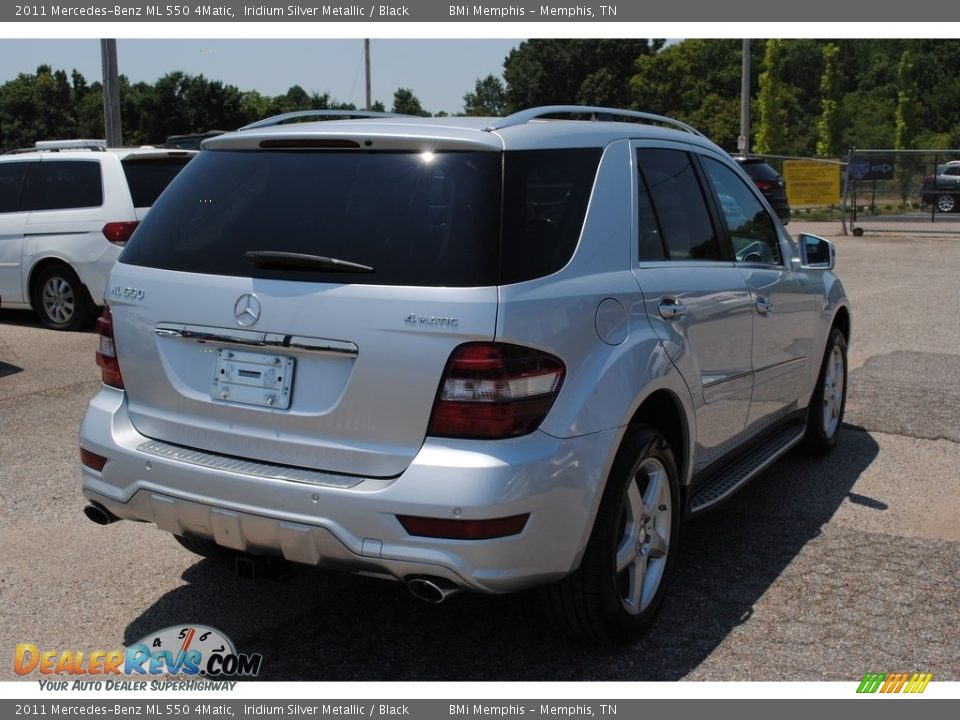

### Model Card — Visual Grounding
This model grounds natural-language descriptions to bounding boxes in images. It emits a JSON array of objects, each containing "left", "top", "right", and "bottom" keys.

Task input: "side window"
[
  {"left": 636, "top": 148, "right": 721, "bottom": 261},
  {"left": 636, "top": 168, "right": 666, "bottom": 260},
  {"left": 500, "top": 149, "right": 602, "bottom": 284},
  {"left": 23, "top": 160, "right": 103, "bottom": 211},
  {"left": 702, "top": 157, "right": 781, "bottom": 265},
  {"left": 0, "top": 162, "right": 29, "bottom": 213}
]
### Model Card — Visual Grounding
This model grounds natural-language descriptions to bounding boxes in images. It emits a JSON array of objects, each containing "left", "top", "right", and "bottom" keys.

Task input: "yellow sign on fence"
[{"left": 782, "top": 160, "right": 841, "bottom": 206}]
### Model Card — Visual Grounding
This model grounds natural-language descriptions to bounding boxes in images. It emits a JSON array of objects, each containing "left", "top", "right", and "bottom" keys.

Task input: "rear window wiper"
[{"left": 244, "top": 251, "right": 374, "bottom": 274}]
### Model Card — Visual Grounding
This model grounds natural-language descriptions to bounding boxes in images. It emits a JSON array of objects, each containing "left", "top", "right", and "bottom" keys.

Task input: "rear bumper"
[{"left": 80, "top": 386, "right": 619, "bottom": 594}]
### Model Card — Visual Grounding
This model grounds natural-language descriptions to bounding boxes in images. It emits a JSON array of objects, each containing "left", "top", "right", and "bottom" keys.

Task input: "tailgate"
[
  {"left": 112, "top": 265, "right": 496, "bottom": 478},
  {"left": 110, "top": 141, "right": 503, "bottom": 478}
]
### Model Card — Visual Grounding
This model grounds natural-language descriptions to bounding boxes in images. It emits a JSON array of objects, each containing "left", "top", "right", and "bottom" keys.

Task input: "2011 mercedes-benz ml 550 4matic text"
[{"left": 79, "top": 107, "right": 850, "bottom": 644}]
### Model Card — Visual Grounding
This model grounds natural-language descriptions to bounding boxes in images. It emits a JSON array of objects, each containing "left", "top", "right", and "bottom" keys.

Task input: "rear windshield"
[
  {"left": 121, "top": 156, "right": 193, "bottom": 207},
  {"left": 120, "top": 148, "right": 601, "bottom": 287},
  {"left": 738, "top": 161, "right": 780, "bottom": 181}
]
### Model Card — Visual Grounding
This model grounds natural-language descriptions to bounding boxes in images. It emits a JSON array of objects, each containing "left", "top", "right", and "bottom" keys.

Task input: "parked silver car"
[{"left": 79, "top": 107, "right": 850, "bottom": 644}]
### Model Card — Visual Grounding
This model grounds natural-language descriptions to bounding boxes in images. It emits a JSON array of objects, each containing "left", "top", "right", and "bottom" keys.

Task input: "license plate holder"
[{"left": 211, "top": 349, "right": 294, "bottom": 409}]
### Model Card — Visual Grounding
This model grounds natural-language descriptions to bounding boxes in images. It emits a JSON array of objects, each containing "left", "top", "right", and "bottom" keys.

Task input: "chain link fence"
[
  {"left": 748, "top": 154, "right": 846, "bottom": 224},
  {"left": 845, "top": 148, "right": 960, "bottom": 235}
]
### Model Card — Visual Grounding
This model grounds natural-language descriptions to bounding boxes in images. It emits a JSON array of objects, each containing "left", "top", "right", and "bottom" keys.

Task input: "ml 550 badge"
[
  {"left": 14, "top": 625, "right": 262, "bottom": 678},
  {"left": 110, "top": 285, "right": 145, "bottom": 302}
]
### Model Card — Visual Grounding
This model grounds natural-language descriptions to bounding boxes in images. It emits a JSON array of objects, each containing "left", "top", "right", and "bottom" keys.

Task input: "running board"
[{"left": 688, "top": 422, "right": 806, "bottom": 514}]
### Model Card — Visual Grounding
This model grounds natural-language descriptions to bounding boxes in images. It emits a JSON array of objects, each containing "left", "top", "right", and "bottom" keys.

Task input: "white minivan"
[{"left": 0, "top": 140, "right": 195, "bottom": 330}]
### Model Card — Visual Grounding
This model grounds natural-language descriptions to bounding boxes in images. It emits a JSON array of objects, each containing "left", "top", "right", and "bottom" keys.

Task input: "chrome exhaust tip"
[
  {"left": 83, "top": 503, "right": 119, "bottom": 526},
  {"left": 406, "top": 576, "right": 462, "bottom": 603}
]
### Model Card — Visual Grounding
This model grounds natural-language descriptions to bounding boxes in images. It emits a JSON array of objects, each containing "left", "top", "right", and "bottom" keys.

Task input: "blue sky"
[{"left": 0, "top": 39, "right": 522, "bottom": 115}]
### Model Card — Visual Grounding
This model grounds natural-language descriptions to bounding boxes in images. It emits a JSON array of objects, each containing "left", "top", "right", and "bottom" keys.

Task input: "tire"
[
  {"left": 542, "top": 426, "right": 680, "bottom": 644},
  {"left": 803, "top": 327, "right": 848, "bottom": 456},
  {"left": 174, "top": 534, "right": 238, "bottom": 561},
  {"left": 935, "top": 194, "right": 957, "bottom": 213},
  {"left": 852, "top": 227, "right": 864, "bottom": 237},
  {"left": 32, "top": 264, "right": 92, "bottom": 331}
]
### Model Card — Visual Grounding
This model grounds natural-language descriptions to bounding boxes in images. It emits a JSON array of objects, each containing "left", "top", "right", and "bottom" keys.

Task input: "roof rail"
[
  {"left": 484, "top": 106, "right": 705, "bottom": 137},
  {"left": 5, "top": 138, "right": 109, "bottom": 154},
  {"left": 239, "top": 110, "right": 408, "bottom": 131},
  {"left": 34, "top": 139, "right": 107, "bottom": 151}
]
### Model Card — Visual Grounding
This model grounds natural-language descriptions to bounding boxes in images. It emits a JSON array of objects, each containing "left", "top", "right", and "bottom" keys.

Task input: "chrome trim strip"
[
  {"left": 137, "top": 439, "right": 365, "bottom": 489},
  {"left": 154, "top": 323, "right": 358, "bottom": 357},
  {"left": 753, "top": 356, "right": 807, "bottom": 379},
  {"left": 702, "top": 369, "right": 753, "bottom": 390}
]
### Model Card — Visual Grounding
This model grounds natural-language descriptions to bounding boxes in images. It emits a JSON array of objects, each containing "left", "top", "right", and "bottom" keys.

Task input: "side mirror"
[{"left": 798, "top": 233, "right": 835, "bottom": 270}]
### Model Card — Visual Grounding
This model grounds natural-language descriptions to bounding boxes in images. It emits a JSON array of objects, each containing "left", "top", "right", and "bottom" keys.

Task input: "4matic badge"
[{"left": 404, "top": 314, "right": 459, "bottom": 328}]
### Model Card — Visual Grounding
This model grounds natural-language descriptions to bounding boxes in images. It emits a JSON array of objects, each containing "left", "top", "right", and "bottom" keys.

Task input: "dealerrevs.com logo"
[
  {"left": 14, "top": 625, "right": 262, "bottom": 679},
  {"left": 857, "top": 673, "right": 933, "bottom": 694}
]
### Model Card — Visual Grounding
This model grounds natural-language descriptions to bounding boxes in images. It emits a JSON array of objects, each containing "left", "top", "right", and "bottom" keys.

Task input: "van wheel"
[
  {"left": 803, "top": 327, "right": 848, "bottom": 456},
  {"left": 32, "top": 264, "right": 92, "bottom": 331},
  {"left": 542, "top": 426, "right": 680, "bottom": 644}
]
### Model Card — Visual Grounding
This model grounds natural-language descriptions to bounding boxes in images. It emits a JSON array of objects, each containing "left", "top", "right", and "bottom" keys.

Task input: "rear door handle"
[
  {"left": 658, "top": 297, "right": 687, "bottom": 320},
  {"left": 755, "top": 296, "right": 772, "bottom": 315}
]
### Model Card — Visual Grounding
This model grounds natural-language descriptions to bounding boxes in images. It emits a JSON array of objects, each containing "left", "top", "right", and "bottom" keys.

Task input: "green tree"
[
  {"left": 630, "top": 39, "right": 746, "bottom": 150},
  {"left": 895, "top": 50, "right": 919, "bottom": 151},
  {"left": 504, "top": 39, "right": 663, "bottom": 112},
  {"left": 463, "top": 74, "right": 507, "bottom": 116},
  {"left": 392, "top": 87, "right": 429, "bottom": 116},
  {"left": 0, "top": 65, "right": 78, "bottom": 149},
  {"left": 755, "top": 40, "right": 790, "bottom": 155},
  {"left": 817, "top": 43, "right": 843, "bottom": 157},
  {"left": 895, "top": 50, "right": 920, "bottom": 204}
]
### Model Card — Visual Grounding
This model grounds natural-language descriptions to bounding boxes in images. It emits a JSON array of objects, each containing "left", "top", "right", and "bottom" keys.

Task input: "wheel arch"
[
  {"left": 626, "top": 388, "right": 690, "bottom": 493},
  {"left": 832, "top": 304, "right": 851, "bottom": 346},
  {"left": 27, "top": 256, "right": 90, "bottom": 308}
]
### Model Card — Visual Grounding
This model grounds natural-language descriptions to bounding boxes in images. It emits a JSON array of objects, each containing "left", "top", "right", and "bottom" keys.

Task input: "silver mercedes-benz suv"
[{"left": 79, "top": 107, "right": 850, "bottom": 644}]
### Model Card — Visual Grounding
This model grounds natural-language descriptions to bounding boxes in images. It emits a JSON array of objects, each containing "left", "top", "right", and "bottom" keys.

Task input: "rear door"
[
  {"left": 0, "top": 160, "right": 31, "bottom": 303},
  {"left": 630, "top": 143, "right": 754, "bottom": 472},
  {"left": 113, "top": 145, "right": 503, "bottom": 478}
]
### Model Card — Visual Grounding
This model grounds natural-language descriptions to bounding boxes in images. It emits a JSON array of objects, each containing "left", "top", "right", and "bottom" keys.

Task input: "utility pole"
[
  {"left": 364, "top": 39, "right": 372, "bottom": 110},
  {"left": 739, "top": 38, "right": 750, "bottom": 156},
  {"left": 101, "top": 39, "right": 122, "bottom": 147}
]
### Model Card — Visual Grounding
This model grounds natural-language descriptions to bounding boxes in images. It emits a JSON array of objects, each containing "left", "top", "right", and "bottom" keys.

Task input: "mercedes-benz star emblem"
[{"left": 234, "top": 293, "right": 261, "bottom": 327}]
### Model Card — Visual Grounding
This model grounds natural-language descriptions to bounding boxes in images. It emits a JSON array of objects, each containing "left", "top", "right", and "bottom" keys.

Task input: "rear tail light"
[
  {"left": 427, "top": 343, "right": 565, "bottom": 440},
  {"left": 95, "top": 307, "right": 124, "bottom": 389},
  {"left": 754, "top": 179, "right": 776, "bottom": 192},
  {"left": 102, "top": 221, "right": 139, "bottom": 246}
]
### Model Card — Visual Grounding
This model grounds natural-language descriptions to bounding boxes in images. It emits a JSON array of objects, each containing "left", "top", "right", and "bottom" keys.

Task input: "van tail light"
[
  {"left": 95, "top": 307, "right": 124, "bottom": 389},
  {"left": 754, "top": 179, "right": 775, "bottom": 192},
  {"left": 427, "top": 343, "right": 565, "bottom": 440},
  {"left": 102, "top": 221, "right": 139, "bottom": 246}
]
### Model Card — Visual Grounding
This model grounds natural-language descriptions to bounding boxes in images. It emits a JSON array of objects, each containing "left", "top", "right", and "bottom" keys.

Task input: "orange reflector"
[{"left": 80, "top": 448, "right": 107, "bottom": 472}]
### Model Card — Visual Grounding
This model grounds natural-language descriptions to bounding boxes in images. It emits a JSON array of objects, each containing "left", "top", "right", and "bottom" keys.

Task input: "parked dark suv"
[
  {"left": 920, "top": 161, "right": 960, "bottom": 213},
  {"left": 734, "top": 156, "right": 790, "bottom": 225}
]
